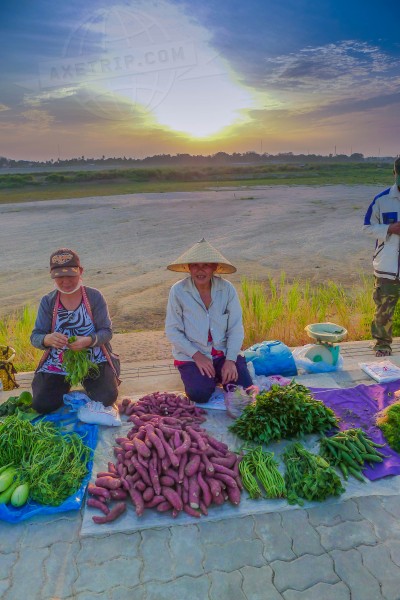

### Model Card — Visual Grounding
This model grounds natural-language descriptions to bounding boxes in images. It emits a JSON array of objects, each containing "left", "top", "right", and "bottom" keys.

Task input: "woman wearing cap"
[
  {"left": 165, "top": 238, "right": 253, "bottom": 403},
  {"left": 30, "top": 248, "right": 120, "bottom": 415}
]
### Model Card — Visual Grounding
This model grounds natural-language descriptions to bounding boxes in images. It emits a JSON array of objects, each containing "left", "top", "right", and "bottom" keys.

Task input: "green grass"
[
  {"left": 4, "top": 273, "right": 400, "bottom": 372},
  {"left": 240, "top": 274, "right": 400, "bottom": 349},
  {"left": 0, "top": 162, "right": 391, "bottom": 204},
  {"left": 0, "top": 306, "right": 42, "bottom": 372}
]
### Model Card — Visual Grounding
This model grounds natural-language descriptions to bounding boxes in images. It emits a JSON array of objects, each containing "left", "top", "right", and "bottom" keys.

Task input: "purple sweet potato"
[
  {"left": 92, "top": 501, "right": 126, "bottom": 524},
  {"left": 161, "top": 486, "right": 183, "bottom": 511},
  {"left": 95, "top": 476, "right": 122, "bottom": 490},
  {"left": 129, "top": 487, "right": 145, "bottom": 517},
  {"left": 87, "top": 484, "right": 111, "bottom": 500},
  {"left": 87, "top": 497, "right": 110, "bottom": 514}
]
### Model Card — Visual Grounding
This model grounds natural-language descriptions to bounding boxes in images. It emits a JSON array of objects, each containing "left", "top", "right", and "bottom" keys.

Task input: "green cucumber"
[
  {"left": 10, "top": 483, "right": 29, "bottom": 507},
  {"left": 0, "top": 467, "right": 17, "bottom": 492},
  {"left": 0, "top": 481, "right": 19, "bottom": 504}
]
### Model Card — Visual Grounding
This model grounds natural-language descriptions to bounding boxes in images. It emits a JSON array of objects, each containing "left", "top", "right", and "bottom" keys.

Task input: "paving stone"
[
  {"left": 75, "top": 556, "right": 141, "bottom": 594},
  {"left": 307, "top": 499, "right": 362, "bottom": 527},
  {"left": 354, "top": 496, "right": 400, "bottom": 541},
  {"left": 283, "top": 581, "right": 350, "bottom": 600},
  {"left": 169, "top": 524, "right": 204, "bottom": 577},
  {"left": 144, "top": 575, "right": 210, "bottom": 600},
  {"left": 0, "top": 553, "right": 16, "bottom": 580},
  {"left": 384, "top": 539, "right": 400, "bottom": 567},
  {"left": 141, "top": 528, "right": 174, "bottom": 583},
  {"left": 198, "top": 515, "right": 255, "bottom": 543},
  {"left": 0, "top": 580, "right": 10, "bottom": 598},
  {"left": 271, "top": 553, "right": 338, "bottom": 593},
  {"left": 42, "top": 541, "right": 79, "bottom": 599},
  {"left": 330, "top": 548, "right": 383, "bottom": 600},
  {"left": 75, "top": 592, "right": 106, "bottom": 600},
  {"left": 0, "top": 521, "right": 26, "bottom": 553},
  {"left": 281, "top": 510, "right": 323, "bottom": 556},
  {"left": 358, "top": 544, "right": 400, "bottom": 600},
  {"left": 3, "top": 546, "right": 49, "bottom": 600},
  {"left": 203, "top": 538, "right": 265, "bottom": 573},
  {"left": 317, "top": 519, "right": 377, "bottom": 551},
  {"left": 78, "top": 531, "right": 141, "bottom": 563},
  {"left": 241, "top": 565, "right": 283, "bottom": 600},
  {"left": 209, "top": 570, "right": 246, "bottom": 600},
  {"left": 111, "top": 584, "right": 147, "bottom": 600},
  {"left": 381, "top": 495, "right": 400, "bottom": 519},
  {"left": 253, "top": 513, "right": 296, "bottom": 562},
  {"left": 24, "top": 515, "right": 80, "bottom": 547}
]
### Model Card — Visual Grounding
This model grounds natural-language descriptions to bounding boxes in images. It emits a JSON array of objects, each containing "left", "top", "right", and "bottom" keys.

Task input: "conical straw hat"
[{"left": 167, "top": 238, "right": 237, "bottom": 274}]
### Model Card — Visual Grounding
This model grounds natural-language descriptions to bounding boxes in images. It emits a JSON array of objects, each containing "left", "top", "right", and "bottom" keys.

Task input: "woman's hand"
[
  {"left": 43, "top": 332, "right": 69, "bottom": 349},
  {"left": 221, "top": 359, "right": 238, "bottom": 385},
  {"left": 67, "top": 336, "right": 92, "bottom": 351},
  {"left": 193, "top": 351, "right": 215, "bottom": 378}
]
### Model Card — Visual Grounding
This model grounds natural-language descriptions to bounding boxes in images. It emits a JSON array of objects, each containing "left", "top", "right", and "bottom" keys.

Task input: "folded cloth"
[{"left": 78, "top": 400, "right": 121, "bottom": 427}]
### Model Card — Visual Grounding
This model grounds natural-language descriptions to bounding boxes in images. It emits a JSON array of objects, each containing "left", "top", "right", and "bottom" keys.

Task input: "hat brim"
[
  {"left": 167, "top": 262, "right": 236, "bottom": 274},
  {"left": 50, "top": 267, "right": 80, "bottom": 279}
]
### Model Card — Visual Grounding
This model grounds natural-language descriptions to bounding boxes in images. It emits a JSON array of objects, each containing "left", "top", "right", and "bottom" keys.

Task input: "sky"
[{"left": 1, "top": 0, "right": 399, "bottom": 160}]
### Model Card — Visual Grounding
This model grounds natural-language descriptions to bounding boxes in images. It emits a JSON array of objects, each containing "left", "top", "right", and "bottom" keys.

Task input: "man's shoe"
[{"left": 78, "top": 400, "right": 121, "bottom": 426}]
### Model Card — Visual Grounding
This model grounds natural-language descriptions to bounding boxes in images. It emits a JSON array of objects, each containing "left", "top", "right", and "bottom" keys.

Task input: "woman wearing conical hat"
[{"left": 165, "top": 238, "right": 253, "bottom": 403}]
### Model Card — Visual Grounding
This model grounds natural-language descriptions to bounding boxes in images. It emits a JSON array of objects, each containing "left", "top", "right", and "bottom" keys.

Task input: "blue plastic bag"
[
  {"left": 244, "top": 340, "right": 297, "bottom": 377},
  {"left": 0, "top": 402, "right": 98, "bottom": 523}
]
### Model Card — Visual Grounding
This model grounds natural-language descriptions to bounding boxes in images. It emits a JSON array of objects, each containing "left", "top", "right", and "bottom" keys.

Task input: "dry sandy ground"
[{"left": 1, "top": 185, "right": 381, "bottom": 360}]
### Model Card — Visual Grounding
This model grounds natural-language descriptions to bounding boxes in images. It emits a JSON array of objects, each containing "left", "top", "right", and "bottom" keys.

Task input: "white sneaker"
[{"left": 78, "top": 400, "right": 121, "bottom": 426}]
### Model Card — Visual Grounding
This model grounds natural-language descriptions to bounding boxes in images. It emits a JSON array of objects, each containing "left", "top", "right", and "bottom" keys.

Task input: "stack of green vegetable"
[
  {"left": 376, "top": 402, "right": 400, "bottom": 453},
  {"left": 0, "top": 416, "right": 91, "bottom": 506},
  {"left": 320, "top": 428, "right": 386, "bottom": 482},
  {"left": 62, "top": 336, "right": 99, "bottom": 386},
  {"left": 229, "top": 382, "right": 338, "bottom": 444},
  {"left": 239, "top": 446, "right": 286, "bottom": 499},
  {"left": 0, "top": 391, "right": 38, "bottom": 420},
  {"left": 283, "top": 442, "right": 344, "bottom": 505}
]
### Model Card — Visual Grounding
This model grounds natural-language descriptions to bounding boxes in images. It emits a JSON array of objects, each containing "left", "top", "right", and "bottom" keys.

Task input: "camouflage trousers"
[{"left": 371, "top": 277, "right": 400, "bottom": 351}]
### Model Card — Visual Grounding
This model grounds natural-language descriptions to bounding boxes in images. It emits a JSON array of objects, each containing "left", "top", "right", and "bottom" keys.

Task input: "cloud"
[{"left": 264, "top": 40, "right": 396, "bottom": 94}]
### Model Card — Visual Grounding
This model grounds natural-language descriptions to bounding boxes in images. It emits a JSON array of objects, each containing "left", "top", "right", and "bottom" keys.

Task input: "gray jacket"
[
  {"left": 165, "top": 276, "right": 244, "bottom": 362},
  {"left": 30, "top": 286, "right": 113, "bottom": 350}
]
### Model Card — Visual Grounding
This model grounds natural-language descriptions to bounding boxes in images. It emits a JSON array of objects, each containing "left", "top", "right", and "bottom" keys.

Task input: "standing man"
[{"left": 363, "top": 157, "right": 400, "bottom": 356}]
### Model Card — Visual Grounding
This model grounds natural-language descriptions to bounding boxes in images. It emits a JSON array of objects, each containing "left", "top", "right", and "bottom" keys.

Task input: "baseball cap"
[{"left": 50, "top": 248, "right": 81, "bottom": 278}]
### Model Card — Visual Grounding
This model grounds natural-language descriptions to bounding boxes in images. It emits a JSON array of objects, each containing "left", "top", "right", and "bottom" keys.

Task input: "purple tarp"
[{"left": 310, "top": 381, "right": 400, "bottom": 481}]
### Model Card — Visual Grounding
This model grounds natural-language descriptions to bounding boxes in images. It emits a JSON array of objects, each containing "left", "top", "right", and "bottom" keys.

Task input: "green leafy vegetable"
[
  {"left": 229, "top": 382, "right": 338, "bottom": 444},
  {"left": 62, "top": 336, "right": 99, "bottom": 386}
]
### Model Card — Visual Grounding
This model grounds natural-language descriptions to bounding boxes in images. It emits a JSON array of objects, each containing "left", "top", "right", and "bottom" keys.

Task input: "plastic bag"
[
  {"left": 292, "top": 344, "right": 343, "bottom": 374},
  {"left": 224, "top": 384, "right": 259, "bottom": 419},
  {"left": 244, "top": 340, "right": 297, "bottom": 377}
]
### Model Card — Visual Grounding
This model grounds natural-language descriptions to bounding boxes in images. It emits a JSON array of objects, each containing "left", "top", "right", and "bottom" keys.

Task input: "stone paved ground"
[{"left": 2, "top": 340, "right": 400, "bottom": 599}]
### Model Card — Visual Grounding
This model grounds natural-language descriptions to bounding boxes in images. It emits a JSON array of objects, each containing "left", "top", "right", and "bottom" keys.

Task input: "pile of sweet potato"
[
  {"left": 88, "top": 394, "right": 242, "bottom": 523},
  {"left": 118, "top": 391, "right": 207, "bottom": 423}
]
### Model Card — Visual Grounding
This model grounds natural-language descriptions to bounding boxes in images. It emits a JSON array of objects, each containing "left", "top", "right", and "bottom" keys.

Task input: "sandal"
[{"left": 375, "top": 349, "right": 392, "bottom": 357}]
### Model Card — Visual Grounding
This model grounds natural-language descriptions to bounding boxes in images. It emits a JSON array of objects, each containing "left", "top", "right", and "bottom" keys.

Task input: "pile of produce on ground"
[
  {"left": 229, "top": 382, "right": 338, "bottom": 444},
  {"left": 0, "top": 416, "right": 92, "bottom": 507},
  {"left": 88, "top": 395, "right": 242, "bottom": 523},
  {"left": 376, "top": 401, "right": 400, "bottom": 453},
  {"left": 118, "top": 391, "right": 207, "bottom": 423},
  {"left": 239, "top": 446, "right": 286, "bottom": 499},
  {"left": 320, "top": 428, "right": 386, "bottom": 482},
  {"left": 62, "top": 335, "right": 100, "bottom": 386},
  {"left": 0, "top": 391, "right": 38, "bottom": 420},
  {"left": 283, "top": 442, "right": 345, "bottom": 505}
]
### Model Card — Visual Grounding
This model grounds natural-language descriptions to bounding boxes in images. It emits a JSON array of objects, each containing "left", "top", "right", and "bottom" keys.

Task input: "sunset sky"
[{"left": 1, "top": 0, "right": 399, "bottom": 160}]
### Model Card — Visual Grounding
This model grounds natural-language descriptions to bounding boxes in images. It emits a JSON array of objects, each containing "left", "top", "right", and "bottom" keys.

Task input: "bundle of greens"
[
  {"left": 239, "top": 446, "right": 286, "bottom": 499},
  {"left": 62, "top": 336, "right": 99, "bottom": 386},
  {"left": 0, "top": 391, "right": 38, "bottom": 420},
  {"left": 0, "top": 416, "right": 91, "bottom": 506},
  {"left": 376, "top": 401, "right": 400, "bottom": 453},
  {"left": 229, "top": 382, "right": 338, "bottom": 444},
  {"left": 283, "top": 442, "right": 344, "bottom": 505}
]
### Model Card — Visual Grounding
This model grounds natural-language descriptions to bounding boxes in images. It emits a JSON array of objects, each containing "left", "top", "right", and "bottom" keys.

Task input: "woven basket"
[{"left": 0, "top": 345, "right": 19, "bottom": 391}]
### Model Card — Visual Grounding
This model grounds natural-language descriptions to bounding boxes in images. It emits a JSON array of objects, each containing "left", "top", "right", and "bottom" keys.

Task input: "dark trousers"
[
  {"left": 178, "top": 355, "right": 253, "bottom": 404},
  {"left": 372, "top": 277, "right": 400, "bottom": 350},
  {"left": 32, "top": 362, "right": 118, "bottom": 414}
]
